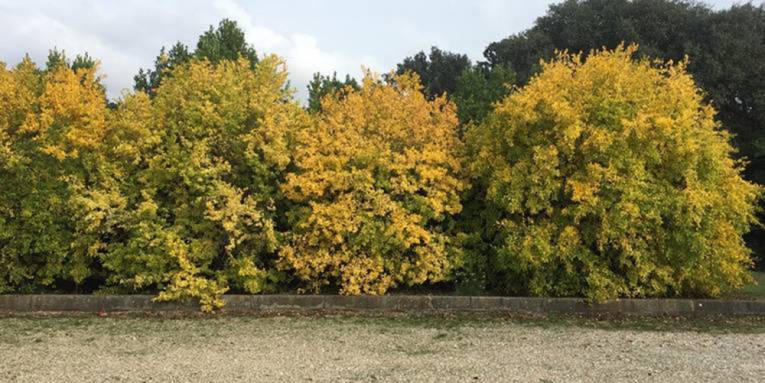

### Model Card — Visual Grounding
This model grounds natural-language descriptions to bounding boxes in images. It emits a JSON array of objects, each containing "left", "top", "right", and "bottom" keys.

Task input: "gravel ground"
[{"left": 0, "top": 313, "right": 763, "bottom": 382}]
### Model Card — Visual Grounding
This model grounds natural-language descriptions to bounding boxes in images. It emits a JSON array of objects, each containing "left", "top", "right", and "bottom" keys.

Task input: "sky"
[{"left": 0, "top": 0, "right": 753, "bottom": 100}]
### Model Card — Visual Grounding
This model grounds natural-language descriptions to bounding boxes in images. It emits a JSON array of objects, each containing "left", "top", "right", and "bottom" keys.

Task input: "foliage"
[
  {"left": 306, "top": 71, "right": 360, "bottom": 113},
  {"left": 395, "top": 47, "right": 471, "bottom": 100},
  {"left": 195, "top": 19, "right": 258, "bottom": 67},
  {"left": 482, "top": 0, "right": 765, "bottom": 265},
  {"left": 393, "top": 47, "right": 516, "bottom": 127},
  {"left": 2, "top": 13, "right": 764, "bottom": 307},
  {"left": 483, "top": 0, "right": 711, "bottom": 84},
  {"left": 0, "top": 57, "right": 109, "bottom": 293},
  {"left": 100, "top": 56, "right": 306, "bottom": 311},
  {"left": 280, "top": 72, "right": 466, "bottom": 295},
  {"left": 468, "top": 45, "right": 761, "bottom": 301},
  {"left": 452, "top": 64, "right": 515, "bottom": 127},
  {"left": 45, "top": 48, "right": 97, "bottom": 72},
  {"left": 134, "top": 42, "right": 192, "bottom": 97},
  {"left": 134, "top": 19, "right": 257, "bottom": 97}
]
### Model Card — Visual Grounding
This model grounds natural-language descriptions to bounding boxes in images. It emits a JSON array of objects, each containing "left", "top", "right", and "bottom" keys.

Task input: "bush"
[
  {"left": 97, "top": 56, "right": 307, "bottom": 311},
  {"left": 280, "top": 72, "right": 466, "bottom": 294},
  {"left": 467, "top": 45, "right": 761, "bottom": 301},
  {"left": 0, "top": 58, "right": 108, "bottom": 292}
]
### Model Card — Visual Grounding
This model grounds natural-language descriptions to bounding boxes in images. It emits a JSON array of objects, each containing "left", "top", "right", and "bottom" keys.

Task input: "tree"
[
  {"left": 706, "top": 5, "right": 765, "bottom": 260},
  {"left": 393, "top": 47, "right": 516, "bottom": 127},
  {"left": 452, "top": 64, "right": 515, "bottom": 127},
  {"left": 70, "top": 53, "right": 97, "bottom": 72},
  {"left": 195, "top": 19, "right": 258, "bottom": 67},
  {"left": 133, "top": 42, "right": 191, "bottom": 97},
  {"left": 483, "top": 29, "right": 554, "bottom": 86},
  {"left": 481, "top": 0, "right": 765, "bottom": 266},
  {"left": 104, "top": 56, "right": 306, "bottom": 311},
  {"left": 306, "top": 72, "right": 359, "bottom": 113},
  {"left": 701, "top": 4, "right": 765, "bottom": 179},
  {"left": 133, "top": 19, "right": 257, "bottom": 97},
  {"left": 395, "top": 47, "right": 471, "bottom": 100},
  {"left": 44, "top": 48, "right": 97, "bottom": 72},
  {"left": 0, "top": 56, "right": 109, "bottom": 293},
  {"left": 44, "top": 49, "right": 106, "bottom": 101},
  {"left": 467, "top": 46, "right": 761, "bottom": 300},
  {"left": 483, "top": 0, "right": 711, "bottom": 84},
  {"left": 281, "top": 72, "right": 466, "bottom": 295}
]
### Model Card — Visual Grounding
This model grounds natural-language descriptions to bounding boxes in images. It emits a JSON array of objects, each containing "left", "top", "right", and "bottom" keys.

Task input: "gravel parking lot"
[{"left": 1, "top": 313, "right": 763, "bottom": 382}]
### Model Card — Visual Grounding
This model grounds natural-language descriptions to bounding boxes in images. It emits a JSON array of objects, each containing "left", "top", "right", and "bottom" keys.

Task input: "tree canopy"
[
  {"left": 395, "top": 47, "right": 471, "bottom": 100},
  {"left": 468, "top": 45, "right": 761, "bottom": 299},
  {"left": 133, "top": 19, "right": 258, "bottom": 97},
  {"left": 483, "top": 0, "right": 765, "bottom": 178},
  {"left": 482, "top": 0, "right": 765, "bottom": 157},
  {"left": 281, "top": 72, "right": 466, "bottom": 295},
  {"left": 107, "top": 56, "right": 305, "bottom": 311},
  {"left": 306, "top": 71, "right": 360, "bottom": 113}
]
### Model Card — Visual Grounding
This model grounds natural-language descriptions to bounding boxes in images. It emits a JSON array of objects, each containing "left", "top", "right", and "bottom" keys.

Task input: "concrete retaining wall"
[{"left": 1, "top": 294, "right": 764, "bottom": 316}]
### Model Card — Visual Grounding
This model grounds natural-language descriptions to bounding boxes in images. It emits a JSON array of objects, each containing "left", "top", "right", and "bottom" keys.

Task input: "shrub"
[
  {"left": 467, "top": 45, "right": 761, "bottom": 301},
  {"left": 280, "top": 72, "right": 466, "bottom": 294},
  {"left": 0, "top": 58, "right": 108, "bottom": 292},
  {"left": 98, "top": 56, "right": 306, "bottom": 311}
]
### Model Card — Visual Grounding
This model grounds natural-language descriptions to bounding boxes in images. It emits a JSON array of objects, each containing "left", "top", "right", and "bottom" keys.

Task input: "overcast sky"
[{"left": 0, "top": 0, "right": 753, "bottom": 100}]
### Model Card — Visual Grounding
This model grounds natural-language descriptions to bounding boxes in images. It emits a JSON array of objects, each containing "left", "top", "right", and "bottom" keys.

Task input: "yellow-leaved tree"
[
  {"left": 281, "top": 72, "right": 466, "bottom": 294},
  {"left": 0, "top": 57, "right": 110, "bottom": 291},
  {"left": 99, "top": 56, "right": 307, "bottom": 311},
  {"left": 468, "top": 45, "right": 761, "bottom": 301}
]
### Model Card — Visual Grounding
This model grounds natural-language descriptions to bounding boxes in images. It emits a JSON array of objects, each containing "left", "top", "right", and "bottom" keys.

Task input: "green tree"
[
  {"left": 45, "top": 48, "right": 97, "bottom": 72},
  {"left": 452, "top": 64, "right": 515, "bottom": 127},
  {"left": 195, "top": 19, "right": 258, "bottom": 67},
  {"left": 395, "top": 47, "right": 471, "bottom": 100},
  {"left": 133, "top": 42, "right": 191, "bottom": 97},
  {"left": 133, "top": 19, "right": 257, "bottom": 97},
  {"left": 450, "top": 63, "right": 517, "bottom": 292},
  {"left": 483, "top": 29, "right": 554, "bottom": 86},
  {"left": 44, "top": 48, "right": 68, "bottom": 70},
  {"left": 707, "top": 5, "right": 765, "bottom": 260},
  {"left": 483, "top": 0, "right": 710, "bottom": 84},
  {"left": 306, "top": 72, "right": 359, "bottom": 112}
]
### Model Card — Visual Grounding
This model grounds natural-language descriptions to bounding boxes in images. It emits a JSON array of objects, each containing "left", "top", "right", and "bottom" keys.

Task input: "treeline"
[{"left": 0, "top": 0, "right": 762, "bottom": 310}]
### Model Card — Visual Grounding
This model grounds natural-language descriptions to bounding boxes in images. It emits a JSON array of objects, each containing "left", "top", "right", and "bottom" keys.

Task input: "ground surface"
[
  {"left": 1, "top": 313, "right": 763, "bottom": 382},
  {"left": 735, "top": 271, "right": 765, "bottom": 299}
]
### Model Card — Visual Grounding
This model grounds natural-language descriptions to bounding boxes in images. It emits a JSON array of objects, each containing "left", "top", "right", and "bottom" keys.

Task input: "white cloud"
[
  {"left": 212, "top": 0, "right": 382, "bottom": 99},
  {"left": 212, "top": 0, "right": 287, "bottom": 51},
  {"left": 284, "top": 33, "right": 383, "bottom": 87},
  {"left": 0, "top": 0, "right": 383, "bottom": 101},
  {"left": 0, "top": 4, "right": 145, "bottom": 98}
]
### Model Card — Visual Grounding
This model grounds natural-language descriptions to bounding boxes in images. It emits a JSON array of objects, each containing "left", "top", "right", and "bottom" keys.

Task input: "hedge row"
[{"left": 0, "top": 45, "right": 760, "bottom": 311}]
